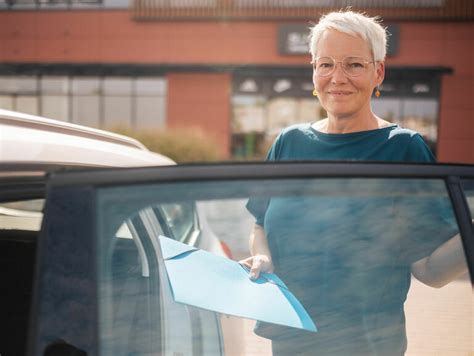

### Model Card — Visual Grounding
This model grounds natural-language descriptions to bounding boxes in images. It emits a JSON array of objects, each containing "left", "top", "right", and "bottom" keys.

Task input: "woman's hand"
[
  {"left": 240, "top": 223, "right": 274, "bottom": 280},
  {"left": 239, "top": 254, "right": 274, "bottom": 280}
]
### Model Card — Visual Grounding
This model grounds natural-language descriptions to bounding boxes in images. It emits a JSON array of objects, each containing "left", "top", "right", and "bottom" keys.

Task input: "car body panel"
[{"left": 0, "top": 109, "right": 174, "bottom": 167}]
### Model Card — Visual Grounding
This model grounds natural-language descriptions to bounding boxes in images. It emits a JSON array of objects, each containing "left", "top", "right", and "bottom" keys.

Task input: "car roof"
[{"left": 0, "top": 109, "right": 175, "bottom": 167}]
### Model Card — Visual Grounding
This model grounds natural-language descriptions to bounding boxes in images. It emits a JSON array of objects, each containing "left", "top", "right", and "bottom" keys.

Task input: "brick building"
[{"left": 0, "top": 0, "right": 472, "bottom": 162}]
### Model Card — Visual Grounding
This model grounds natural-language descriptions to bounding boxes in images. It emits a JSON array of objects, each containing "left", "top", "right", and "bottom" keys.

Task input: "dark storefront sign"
[
  {"left": 277, "top": 24, "right": 311, "bottom": 56},
  {"left": 278, "top": 23, "right": 400, "bottom": 56}
]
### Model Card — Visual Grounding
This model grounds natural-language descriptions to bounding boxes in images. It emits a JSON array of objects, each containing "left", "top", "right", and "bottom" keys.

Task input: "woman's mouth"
[{"left": 328, "top": 91, "right": 353, "bottom": 96}]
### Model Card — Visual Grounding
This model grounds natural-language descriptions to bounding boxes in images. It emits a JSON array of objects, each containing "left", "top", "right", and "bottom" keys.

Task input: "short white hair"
[{"left": 309, "top": 10, "right": 388, "bottom": 62}]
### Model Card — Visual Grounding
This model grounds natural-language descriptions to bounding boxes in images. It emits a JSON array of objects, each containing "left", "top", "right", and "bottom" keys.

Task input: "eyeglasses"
[{"left": 311, "top": 56, "right": 376, "bottom": 77}]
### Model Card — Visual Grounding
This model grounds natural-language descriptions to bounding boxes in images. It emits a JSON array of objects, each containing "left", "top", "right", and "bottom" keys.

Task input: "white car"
[{"left": 0, "top": 108, "right": 174, "bottom": 167}]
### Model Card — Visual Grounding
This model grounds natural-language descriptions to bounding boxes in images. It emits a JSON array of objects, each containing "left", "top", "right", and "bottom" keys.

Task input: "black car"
[{"left": 1, "top": 162, "right": 472, "bottom": 355}]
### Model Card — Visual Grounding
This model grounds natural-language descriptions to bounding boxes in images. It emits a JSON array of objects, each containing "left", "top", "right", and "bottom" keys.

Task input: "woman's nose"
[{"left": 331, "top": 63, "right": 348, "bottom": 83}]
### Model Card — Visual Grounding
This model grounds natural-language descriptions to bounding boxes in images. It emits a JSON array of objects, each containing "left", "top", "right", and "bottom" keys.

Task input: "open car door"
[{"left": 26, "top": 162, "right": 473, "bottom": 356}]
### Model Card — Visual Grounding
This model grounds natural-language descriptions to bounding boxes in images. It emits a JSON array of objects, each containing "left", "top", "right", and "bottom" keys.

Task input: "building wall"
[
  {"left": 167, "top": 72, "right": 231, "bottom": 155},
  {"left": 0, "top": 11, "right": 472, "bottom": 162},
  {"left": 386, "top": 22, "right": 473, "bottom": 163}
]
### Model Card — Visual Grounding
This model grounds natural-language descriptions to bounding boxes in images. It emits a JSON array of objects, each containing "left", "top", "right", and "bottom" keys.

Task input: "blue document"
[{"left": 158, "top": 235, "right": 317, "bottom": 333}]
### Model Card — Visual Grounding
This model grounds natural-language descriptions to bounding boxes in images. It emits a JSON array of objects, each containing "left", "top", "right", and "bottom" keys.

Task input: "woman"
[{"left": 241, "top": 10, "right": 467, "bottom": 356}]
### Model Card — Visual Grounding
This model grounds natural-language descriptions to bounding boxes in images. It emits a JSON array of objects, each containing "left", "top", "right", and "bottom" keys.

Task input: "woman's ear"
[{"left": 376, "top": 61, "right": 385, "bottom": 85}]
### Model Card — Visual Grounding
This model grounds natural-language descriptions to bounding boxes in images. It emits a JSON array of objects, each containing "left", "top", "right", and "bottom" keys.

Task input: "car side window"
[
  {"left": 462, "top": 180, "right": 474, "bottom": 219},
  {"left": 0, "top": 198, "right": 44, "bottom": 356},
  {"left": 157, "top": 202, "right": 197, "bottom": 243},
  {"left": 99, "top": 205, "right": 201, "bottom": 356},
  {"left": 99, "top": 214, "right": 162, "bottom": 355},
  {"left": 93, "top": 178, "right": 471, "bottom": 356}
]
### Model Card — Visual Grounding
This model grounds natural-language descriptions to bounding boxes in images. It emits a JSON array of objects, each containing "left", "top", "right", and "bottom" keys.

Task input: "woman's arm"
[
  {"left": 411, "top": 233, "right": 469, "bottom": 288},
  {"left": 239, "top": 223, "right": 274, "bottom": 279}
]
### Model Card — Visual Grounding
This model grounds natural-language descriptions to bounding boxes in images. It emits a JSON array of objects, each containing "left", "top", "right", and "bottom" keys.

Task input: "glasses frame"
[{"left": 311, "top": 56, "right": 377, "bottom": 78}]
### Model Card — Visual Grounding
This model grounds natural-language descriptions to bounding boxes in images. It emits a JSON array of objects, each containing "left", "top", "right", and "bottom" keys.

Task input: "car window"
[
  {"left": 95, "top": 177, "right": 471, "bottom": 356},
  {"left": 98, "top": 205, "right": 219, "bottom": 355},
  {"left": 462, "top": 180, "right": 474, "bottom": 219},
  {"left": 0, "top": 199, "right": 44, "bottom": 231},
  {"left": 0, "top": 198, "right": 44, "bottom": 356},
  {"left": 157, "top": 202, "right": 197, "bottom": 243}
]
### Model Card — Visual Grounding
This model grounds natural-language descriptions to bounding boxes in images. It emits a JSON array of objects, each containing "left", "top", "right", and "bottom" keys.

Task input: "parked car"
[
  {"left": 0, "top": 108, "right": 174, "bottom": 168},
  {"left": 1, "top": 110, "right": 472, "bottom": 356}
]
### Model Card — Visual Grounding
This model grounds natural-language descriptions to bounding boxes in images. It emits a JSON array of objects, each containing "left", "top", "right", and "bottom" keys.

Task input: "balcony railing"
[{"left": 132, "top": 0, "right": 474, "bottom": 21}]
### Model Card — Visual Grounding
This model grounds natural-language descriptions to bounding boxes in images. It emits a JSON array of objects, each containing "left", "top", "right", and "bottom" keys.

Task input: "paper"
[{"left": 158, "top": 235, "right": 317, "bottom": 332}]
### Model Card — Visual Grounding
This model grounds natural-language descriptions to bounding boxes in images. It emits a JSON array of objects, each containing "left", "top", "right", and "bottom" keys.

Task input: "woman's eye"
[
  {"left": 320, "top": 63, "right": 333, "bottom": 68},
  {"left": 349, "top": 62, "right": 364, "bottom": 68}
]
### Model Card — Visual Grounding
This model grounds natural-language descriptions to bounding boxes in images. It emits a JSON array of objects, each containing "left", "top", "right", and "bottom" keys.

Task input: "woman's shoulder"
[
  {"left": 266, "top": 123, "right": 316, "bottom": 160},
  {"left": 374, "top": 116, "right": 419, "bottom": 139},
  {"left": 387, "top": 125, "right": 423, "bottom": 140},
  {"left": 278, "top": 122, "right": 315, "bottom": 138},
  {"left": 385, "top": 125, "right": 435, "bottom": 162}
]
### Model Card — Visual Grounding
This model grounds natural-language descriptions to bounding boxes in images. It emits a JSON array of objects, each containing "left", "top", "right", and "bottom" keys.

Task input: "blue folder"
[{"left": 158, "top": 235, "right": 317, "bottom": 333}]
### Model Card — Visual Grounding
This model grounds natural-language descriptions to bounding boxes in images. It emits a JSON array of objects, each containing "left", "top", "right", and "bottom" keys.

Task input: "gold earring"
[
  {"left": 312, "top": 89, "right": 318, "bottom": 97},
  {"left": 375, "top": 86, "right": 381, "bottom": 97}
]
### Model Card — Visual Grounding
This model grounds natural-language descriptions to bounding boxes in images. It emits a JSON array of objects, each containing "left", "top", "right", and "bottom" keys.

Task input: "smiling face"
[{"left": 313, "top": 29, "right": 384, "bottom": 120}]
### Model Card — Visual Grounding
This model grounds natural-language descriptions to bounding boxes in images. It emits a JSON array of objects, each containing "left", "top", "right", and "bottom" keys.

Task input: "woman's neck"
[
  {"left": 327, "top": 115, "right": 378, "bottom": 134},
  {"left": 315, "top": 110, "right": 389, "bottom": 134}
]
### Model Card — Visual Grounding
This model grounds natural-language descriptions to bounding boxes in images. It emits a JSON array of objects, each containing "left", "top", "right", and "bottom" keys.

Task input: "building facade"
[{"left": 0, "top": 0, "right": 473, "bottom": 162}]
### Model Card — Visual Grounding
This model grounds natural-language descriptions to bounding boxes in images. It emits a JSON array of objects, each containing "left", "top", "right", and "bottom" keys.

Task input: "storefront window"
[
  {"left": 16, "top": 96, "right": 39, "bottom": 116},
  {"left": 41, "top": 76, "right": 69, "bottom": 122},
  {"left": 135, "top": 77, "right": 167, "bottom": 129},
  {"left": 71, "top": 77, "right": 101, "bottom": 127},
  {"left": 0, "top": 76, "right": 37, "bottom": 94},
  {"left": 72, "top": 96, "right": 101, "bottom": 128},
  {"left": 0, "top": 96, "right": 14, "bottom": 110},
  {"left": 0, "top": 74, "right": 167, "bottom": 131},
  {"left": 231, "top": 70, "right": 442, "bottom": 159},
  {"left": 232, "top": 73, "right": 326, "bottom": 158}
]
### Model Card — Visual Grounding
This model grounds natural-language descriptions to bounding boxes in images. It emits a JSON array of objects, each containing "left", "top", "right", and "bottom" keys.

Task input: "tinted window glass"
[
  {"left": 96, "top": 178, "right": 470, "bottom": 355},
  {"left": 462, "top": 180, "right": 474, "bottom": 219},
  {"left": 159, "top": 202, "right": 196, "bottom": 242},
  {"left": 0, "top": 198, "right": 43, "bottom": 355}
]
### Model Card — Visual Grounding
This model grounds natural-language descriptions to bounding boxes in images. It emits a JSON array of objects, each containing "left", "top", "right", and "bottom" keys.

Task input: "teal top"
[
  {"left": 266, "top": 123, "right": 435, "bottom": 163},
  {"left": 247, "top": 124, "right": 453, "bottom": 355}
]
